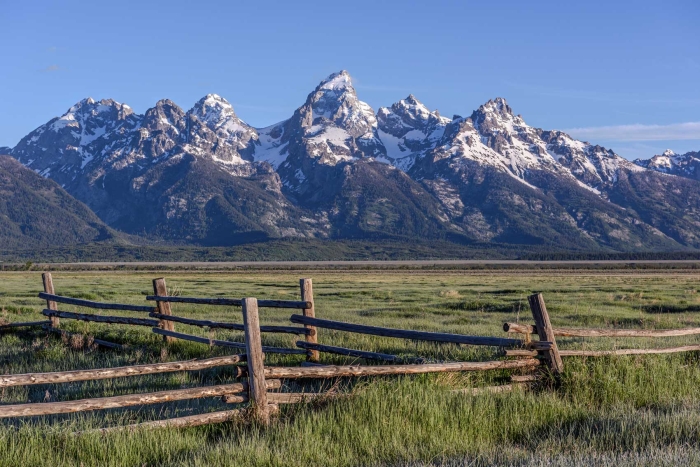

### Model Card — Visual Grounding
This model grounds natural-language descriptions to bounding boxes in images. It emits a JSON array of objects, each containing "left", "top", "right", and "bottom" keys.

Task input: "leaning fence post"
[
  {"left": 242, "top": 297, "right": 269, "bottom": 425},
  {"left": 527, "top": 293, "right": 564, "bottom": 377},
  {"left": 42, "top": 272, "right": 59, "bottom": 328},
  {"left": 300, "top": 278, "right": 319, "bottom": 362},
  {"left": 152, "top": 278, "right": 174, "bottom": 343}
]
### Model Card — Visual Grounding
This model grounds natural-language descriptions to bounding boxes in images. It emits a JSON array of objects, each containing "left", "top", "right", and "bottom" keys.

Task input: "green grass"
[{"left": 2, "top": 269, "right": 700, "bottom": 466}]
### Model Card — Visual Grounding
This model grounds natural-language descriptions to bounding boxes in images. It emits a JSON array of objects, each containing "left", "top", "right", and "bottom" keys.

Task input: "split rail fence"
[{"left": 1, "top": 275, "right": 700, "bottom": 430}]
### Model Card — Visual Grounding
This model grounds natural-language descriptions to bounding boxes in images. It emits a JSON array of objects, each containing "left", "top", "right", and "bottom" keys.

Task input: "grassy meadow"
[{"left": 2, "top": 269, "right": 700, "bottom": 466}]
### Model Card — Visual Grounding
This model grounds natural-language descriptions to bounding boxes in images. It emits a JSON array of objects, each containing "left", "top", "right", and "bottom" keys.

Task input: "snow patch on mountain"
[{"left": 634, "top": 149, "right": 700, "bottom": 179}]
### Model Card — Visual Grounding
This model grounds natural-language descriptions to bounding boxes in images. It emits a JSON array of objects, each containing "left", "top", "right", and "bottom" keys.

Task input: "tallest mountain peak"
[
  {"left": 301, "top": 69, "right": 376, "bottom": 138},
  {"left": 318, "top": 70, "right": 353, "bottom": 91}
]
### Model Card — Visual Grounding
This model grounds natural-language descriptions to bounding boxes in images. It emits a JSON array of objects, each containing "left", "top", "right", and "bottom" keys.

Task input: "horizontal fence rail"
[
  {"left": 146, "top": 296, "right": 312, "bottom": 309},
  {"left": 295, "top": 341, "right": 424, "bottom": 363},
  {"left": 504, "top": 322, "right": 700, "bottom": 338},
  {"left": 42, "top": 310, "right": 159, "bottom": 327},
  {"left": 38, "top": 293, "right": 155, "bottom": 313},
  {"left": 0, "top": 380, "right": 281, "bottom": 418},
  {"left": 0, "top": 320, "right": 51, "bottom": 330},
  {"left": 152, "top": 328, "right": 308, "bottom": 355},
  {"left": 559, "top": 345, "right": 700, "bottom": 357},
  {"left": 0, "top": 355, "right": 246, "bottom": 388},
  {"left": 290, "top": 315, "right": 522, "bottom": 347},
  {"left": 260, "top": 358, "right": 540, "bottom": 379},
  {"left": 150, "top": 312, "right": 310, "bottom": 335}
]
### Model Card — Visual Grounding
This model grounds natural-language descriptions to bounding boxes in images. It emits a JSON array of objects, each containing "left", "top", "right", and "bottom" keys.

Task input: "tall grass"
[{"left": 1, "top": 270, "right": 700, "bottom": 465}]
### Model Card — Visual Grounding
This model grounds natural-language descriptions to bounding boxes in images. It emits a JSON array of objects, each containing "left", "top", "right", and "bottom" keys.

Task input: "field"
[{"left": 2, "top": 268, "right": 700, "bottom": 466}]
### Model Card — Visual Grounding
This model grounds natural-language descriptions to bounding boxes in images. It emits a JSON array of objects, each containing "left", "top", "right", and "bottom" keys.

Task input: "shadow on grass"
[{"left": 642, "top": 304, "right": 700, "bottom": 314}]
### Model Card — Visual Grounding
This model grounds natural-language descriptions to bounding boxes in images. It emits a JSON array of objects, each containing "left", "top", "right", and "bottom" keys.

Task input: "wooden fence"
[
  {"left": 1, "top": 277, "right": 699, "bottom": 431},
  {"left": 145, "top": 277, "right": 312, "bottom": 357},
  {"left": 503, "top": 293, "right": 700, "bottom": 359}
]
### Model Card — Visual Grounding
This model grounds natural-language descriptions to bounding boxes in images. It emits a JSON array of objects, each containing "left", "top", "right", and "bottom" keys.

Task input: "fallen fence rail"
[
  {"left": 290, "top": 314, "right": 522, "bottom": 347},
  {"left": 0, "top": 354, "right": 246, "bottom": 388}
]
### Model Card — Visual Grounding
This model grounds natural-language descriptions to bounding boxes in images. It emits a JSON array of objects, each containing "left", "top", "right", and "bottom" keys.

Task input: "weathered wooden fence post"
[
  {"left": 42, "top": 272, "right": 59, "bottom": 328},
  {"left": 152, "top": 278, "right": 174, "bottom": 343},
  {"left": 242, "top": 297, "right": 269, "bottom": 425},
  {"left": 528, "top": 293, "right": 563, "bottom": 378},
  {"left": 300, "top": 278, "right": 318, "bottom": 362}
]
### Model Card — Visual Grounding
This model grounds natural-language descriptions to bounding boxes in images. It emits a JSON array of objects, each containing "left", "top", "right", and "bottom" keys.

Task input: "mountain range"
[{"left": 2, "top": 70, "right": 699, "bottom": 253}]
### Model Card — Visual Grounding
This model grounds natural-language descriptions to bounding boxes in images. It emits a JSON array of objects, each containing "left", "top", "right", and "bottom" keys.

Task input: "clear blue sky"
[{"left": 1, "top": 0, "right": 698, "bottom": 159}]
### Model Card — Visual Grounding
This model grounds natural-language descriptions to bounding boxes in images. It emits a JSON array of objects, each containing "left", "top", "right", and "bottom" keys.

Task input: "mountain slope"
[{"left": 0, "top": 155, "right": 117, "bottom": 249}]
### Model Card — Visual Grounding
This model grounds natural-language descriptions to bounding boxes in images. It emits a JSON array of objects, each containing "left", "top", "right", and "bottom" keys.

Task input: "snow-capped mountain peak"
[
  {"left": 188, "top": 93, "right": 257, "bottom": 153},
  {"left": 305, "top": 70, "right": 377, "bottom": 138},
  {"left": 190, "top": 94, "right": 236, "bottom": 124},
  {"left": 318, "top": 70, "right": 353, "bottom": 92},
  {"left": 50, "top": 98, "right": 132, "bottom": 132},
  {"left": 417, "top": 97, "right": 645, "bottom": 192},
  {"left": 8, "top": 69, "right": 700, "bottom": 254},
  {"left": 472, "top": 97, "right": 525, "bottom": 135},
  {"left": 376, "top": 94, "right": 450, "bottom": 171},
  {"left": 634, "top": 149, "right": 700, "bottom": 180}
]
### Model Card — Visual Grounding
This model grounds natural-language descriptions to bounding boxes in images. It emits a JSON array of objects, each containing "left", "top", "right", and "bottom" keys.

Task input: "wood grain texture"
[
  {"left": 504, "top": 322, "right": 700, "bottom": 338},
  {"left": 0, "top": 382, "right": 251, "bottom": 418},
  {"left": 527, "top": 293, "right": 564, "bottom": 376},
  {"left": 262, "top": 358, "right": 540, "bottom": 379},
  {"left": 152, "top": 278, "right": 174, "bottom": 343},
  {"left": 242, "top": 297, "right": 269, "bottom": 424},
  {"left": 560, "top": 345, "right": 700, "bottom": 357},
  {"left": 41, "top": 273, "right": 58, "bottom": 328},
  {"left": 0, "top": 355, "right": 245, "bottom": 388},
  {"left": 300, "top": 278, "right": 319, "bottom": 362}
]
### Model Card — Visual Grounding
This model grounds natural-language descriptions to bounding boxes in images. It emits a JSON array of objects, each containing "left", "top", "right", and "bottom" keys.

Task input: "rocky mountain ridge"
[
  {"left": 5, "top": 70, "right": 700, "bottom": 251},
  {"left": 634, "top": 149, "right": 700, "bottom": 181}
]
